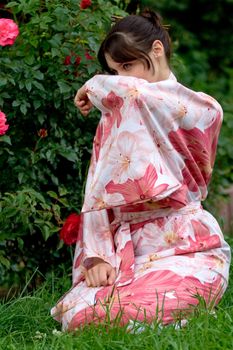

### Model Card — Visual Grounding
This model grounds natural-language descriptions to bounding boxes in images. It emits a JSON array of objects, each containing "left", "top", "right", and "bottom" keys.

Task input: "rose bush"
[{"left": 0, "top": 0, "right": 125, "bottom": 287}]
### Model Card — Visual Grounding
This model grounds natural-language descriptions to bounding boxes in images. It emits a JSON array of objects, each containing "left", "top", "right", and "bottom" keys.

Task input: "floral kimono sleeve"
[
  {"left": 82, "top": 74, "right": 223, "bottom": 211},
  {"left": 72, "top": 209, "right": 116, "bottom": 285},
  {"left": 81, "top": 75, "right": 184, "bottom": 212}
]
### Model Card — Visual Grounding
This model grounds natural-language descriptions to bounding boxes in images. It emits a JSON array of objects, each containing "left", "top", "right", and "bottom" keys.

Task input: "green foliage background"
[{"left": 0, "top": 0, "right": 232, "bottom": 289}]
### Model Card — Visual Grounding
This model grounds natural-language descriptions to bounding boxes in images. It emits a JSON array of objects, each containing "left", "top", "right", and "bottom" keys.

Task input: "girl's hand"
[
  {"left": 74, "top": 85, "right": 93, "bottom": 116},
  {"left": 84, "top": 257, "right": 116, "bottom": 287}
]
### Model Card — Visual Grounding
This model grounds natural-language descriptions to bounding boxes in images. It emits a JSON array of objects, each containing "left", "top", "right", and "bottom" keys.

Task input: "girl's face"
[
  {"left": 105, "top": 51, "right": 169, "bottom": 83},
  {"left": 105, "top": 41, "right": 170, "bottom": 83}
]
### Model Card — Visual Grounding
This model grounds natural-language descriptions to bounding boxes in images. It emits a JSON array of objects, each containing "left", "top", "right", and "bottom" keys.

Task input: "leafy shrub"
[{"left": 0, "top": 0, "right": 125, "bottom": 287}]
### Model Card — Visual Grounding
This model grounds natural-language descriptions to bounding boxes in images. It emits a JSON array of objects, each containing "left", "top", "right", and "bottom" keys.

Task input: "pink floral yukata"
[{"left": 51, "top": 73, "right": 231, "bottom": 331}]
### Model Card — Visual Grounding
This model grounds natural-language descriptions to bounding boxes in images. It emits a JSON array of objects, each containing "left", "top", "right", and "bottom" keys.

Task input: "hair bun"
[{"left": 140, "top": 9, "right": 163, "bottom": 28}]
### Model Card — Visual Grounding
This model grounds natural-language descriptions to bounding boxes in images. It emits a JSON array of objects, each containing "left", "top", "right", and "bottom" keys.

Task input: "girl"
[{"left": 51, "top": 9, "right": 231, "bottom": 331}]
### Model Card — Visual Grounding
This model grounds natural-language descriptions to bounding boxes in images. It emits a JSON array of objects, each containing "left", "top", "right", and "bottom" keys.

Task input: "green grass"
[{"left": 0, "top": 239, "right": 232, "bottom": 350}]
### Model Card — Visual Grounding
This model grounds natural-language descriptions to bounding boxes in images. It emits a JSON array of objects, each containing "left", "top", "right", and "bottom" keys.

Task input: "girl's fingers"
[
  {"left": 75, "top": 100, "right": 93, "bottom": 116},
  {"left": 76, "top": 100, "right": 85, "bottom": 107},
  {"left": 107, "top": 267, "right": 116, "bottom": 285},
  {"left": 85, "top": 273, "right": 91, "bottom": 287},
  {"left": 82, "top": 106, "right": 91, "bottom": 111},
  {"left": 85, "top": 263, "right": 116, "bottom": 288},
  {"left": 87, "top": 270, "right": 96, "bottom": 287},
  {"left": 74, "top": 86, "right": 86, "bottom": 103},
  {"left": 98, "top": 268, "right": 108, "bottom": 287}
]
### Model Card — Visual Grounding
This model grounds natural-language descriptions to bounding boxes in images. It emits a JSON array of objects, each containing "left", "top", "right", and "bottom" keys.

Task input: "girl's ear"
[{"left": 151, "top": 40, "right": 164, "bottom": 57}]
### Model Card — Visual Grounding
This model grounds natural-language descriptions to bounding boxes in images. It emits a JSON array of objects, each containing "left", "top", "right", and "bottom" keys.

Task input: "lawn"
[{"left": 0, "top": 238, "right": 232, "bottom": 350}]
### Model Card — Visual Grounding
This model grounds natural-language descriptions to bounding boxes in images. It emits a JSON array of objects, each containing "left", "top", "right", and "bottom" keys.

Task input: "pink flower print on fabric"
[
  {"left": 116, "top": 240, "right": 135, "bottom": 285},
  {"left": 93, "top": 123, "right": 102, "bottom": 162},
  {"left": 93, "top": 270, "right": 182, "bottom": 322},
  {"left": 102, "top": 91, "right": 124, "bottom": 128},
  {"left": 92, "top": 112, "right": 115, "bottom": 163},
  {"left": 134, "top": 215, "right": 186, "bottom": 256},
  {"left": 151, "top": 131, "right": 184, "bottom": 181},
  {"left": 101, "top": 112, "right": 115, "bottom": 146},
  {"left": 150, "top": 83, "right": 219, "bottom": 132},
  {"left": 0, "top": 18, "right": 19, "bottom": 46},
  {"left": 107, "top": 130, "right": 154, "bottom": 184},
  {"left": 134, "top": 251, "right": 225, "bottom": 284},
  {"left": 123, "top": 86, "right": 149, "bottom": 112},
  {"left": 168, "top": 113, "right": 222, "bottom": 191},
  {"left": 175, "top": 220, "right": 221, "bottom": 255},
  {"left": 84, "top": 180, "right": 124, "bottom": 211},
  {"left": 66, "top": 271, "right": 224, "bottom": 330},
  {"left": 205, "top": 110, "right": 222, "bottom": 168},
  {"left": 155, "top": 185, "right": 189, "bottom": 210},
  {"left": 106, "top": 164, "right": 169, "bottom": 204},
  {"left": 79, "top": 210, "right": 116, "bottom": 270},
  {"left": 74, "top": 248, "right": 84, "bottom": 269},
  {"left": 84, "top": 211, "right": 112, "bottom": 243}
]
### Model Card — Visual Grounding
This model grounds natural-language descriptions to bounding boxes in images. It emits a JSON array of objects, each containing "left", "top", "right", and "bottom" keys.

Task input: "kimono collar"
[{"left": 167, "top": 71, "right": 177, "bottom": 81}]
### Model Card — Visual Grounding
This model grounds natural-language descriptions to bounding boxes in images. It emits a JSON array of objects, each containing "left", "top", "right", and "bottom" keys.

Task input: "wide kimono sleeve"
[
  {"left": 82, "top": 74, "right": 223, "bottom": 209},
  {"left": 72, "top": 208, "right": 116, "bottom": 285},
  {"left": 81, "top": 74, "right": 187, "bottom": 213}
]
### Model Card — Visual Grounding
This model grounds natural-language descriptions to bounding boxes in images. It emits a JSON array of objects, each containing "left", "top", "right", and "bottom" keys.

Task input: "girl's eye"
[
  {"left": 122, "top": 63, "right": 132, "bottom": 71},
  {"left": 109, "top": 69, "right": 118, "bottom": 75}
]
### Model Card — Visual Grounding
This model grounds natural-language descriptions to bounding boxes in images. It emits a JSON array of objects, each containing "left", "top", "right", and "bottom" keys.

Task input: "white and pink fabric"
[{"left": 51, "top": 73, "right": 231, "bottom": 330}]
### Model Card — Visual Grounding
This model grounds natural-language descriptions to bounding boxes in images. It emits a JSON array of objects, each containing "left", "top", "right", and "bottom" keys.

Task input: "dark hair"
[{"left": 98, "top": 9, "right": 171, "bottom": 74}]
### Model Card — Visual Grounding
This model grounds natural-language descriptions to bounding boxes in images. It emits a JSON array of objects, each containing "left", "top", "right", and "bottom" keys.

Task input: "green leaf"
[
  {"left": 0, "top": 253, "right": 10, "bottom": 268},
  {"left": 41, "top": 225, "right": 52, "bottom": 241},
  {"left": 51, "top": 48, "right": 60, "bottom": 57},
  {"left": 0, "top": 78, "right": 7, "bottom": 87},
  {"left": 57, "top": 197, "right": 69, "bottom": 207},
  {"left": 5, "top": 1, "right": 18, "bottom": 8},
  {"left": 58, "top": 186, "right": 68, "bottom": 196},
  {"left": 24, "top": 55, "right": 35, "bottom": 65},
  {"left": 0, "top": 135, "right": 11, "bottom": 145},
  {"left": 20, "top": 104, "right": 27, "bottom": 115},
  {"left": 18, "top": 172, "right": 25, "bottom": 184},
  {"left": 33, "top": 100, "right": 42, "bottom": 110},
  {"left": 25, "top": 81, "right": 32, "bottom": 92},
  {"left": 17, "top": 237, "right": 24, "bottom": 250},
  {"left": 57, "top": 81, "right": 71, "bottom": 94},
  {"left": 12, "top": 100, "right": 21, "bottom": 107},
  {"left": 33, "top": 71, "right": 44, "bottom": 80},
  {"left": 33, "top": 80, "right": 45, "bottom": 91},
  {"left": 47, "top": 191, "right": 58, "bottom": 199}
]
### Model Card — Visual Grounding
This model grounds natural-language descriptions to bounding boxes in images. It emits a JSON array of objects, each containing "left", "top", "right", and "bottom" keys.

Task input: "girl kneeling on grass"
[{"left": 51, "top": 9, "right": 231, "bottom": 331}]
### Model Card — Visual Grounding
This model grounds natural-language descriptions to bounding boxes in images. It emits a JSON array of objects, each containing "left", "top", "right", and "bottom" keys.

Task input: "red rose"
[
  {"left": 64, "top": 55, "right": 81, "bottom": 66},
  {"left": 80, "top": 0, "right": 92, "bottom": 10},
  {"left": 60, "top": 213, "right": 81, "bottom": 245},
  {"left": 0, "top": 18, "right": 19, "bottom": 46},
  {"left": 64, "top": 56, "right": 71, "bottom": 65},
  {"left": 85, "top": 51, "right": 93, "bottom": 60},
  {"left": 38, "top": 128, "right": 48, "bottom": 138},
  {"left": 75, "top": 56, "right": 81, "bottom": 65}
]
